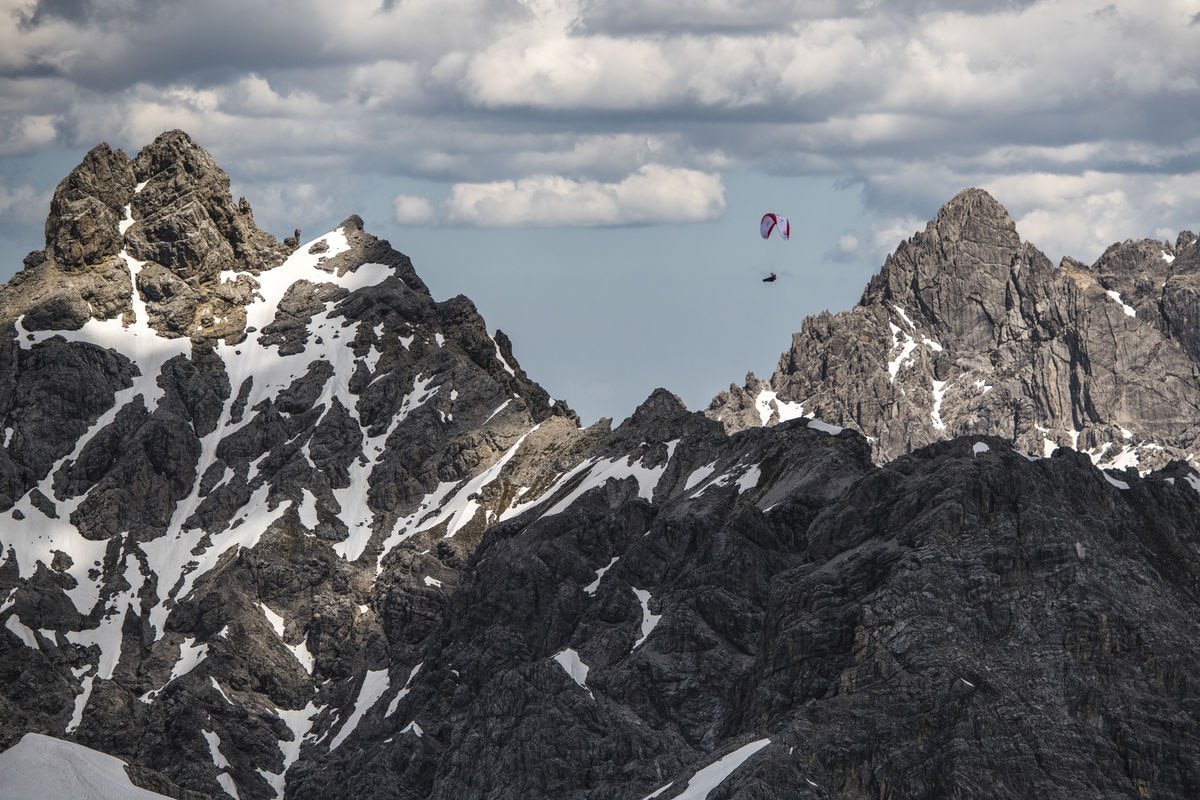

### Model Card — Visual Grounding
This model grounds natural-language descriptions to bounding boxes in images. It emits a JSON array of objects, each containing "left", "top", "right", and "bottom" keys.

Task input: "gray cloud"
[{"left": 0, "top": 0, "right": 1197, "bottom": 257}]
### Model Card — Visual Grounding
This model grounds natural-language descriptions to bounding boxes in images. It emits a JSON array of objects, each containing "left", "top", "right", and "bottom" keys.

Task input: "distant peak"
[
  {"left": 339, "top": 214, "right": 365, "bottom": 232},
  {"left": 928, "top": 188, "right": 1021, "bottom": 251}
]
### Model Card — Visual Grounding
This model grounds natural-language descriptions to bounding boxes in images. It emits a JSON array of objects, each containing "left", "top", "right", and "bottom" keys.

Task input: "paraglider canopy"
[{"left": 760, "top": 213, "right": 789, "bottom": 240}]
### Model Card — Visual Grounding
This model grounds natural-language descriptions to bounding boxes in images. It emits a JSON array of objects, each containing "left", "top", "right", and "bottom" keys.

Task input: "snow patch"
[
  {"left": 378, "top": 425, "right": 539, "bottom": 566},
  {"left": 887, "top": 322, "right": 918, "bottom": 381},
  {"left": 807, "top": 418, "right": 843, "bottom": 435},
  {"left": 141, "top": 636, "right": 208, "bottom": 702},
  {"left": 259, "top": 602, "right": 313, "bottom": 674},
  {"left": 266, "top": 700, "right": 320, "bottom": 798},
  {"left": 297, "top": 489, "right": 319, "bottom": 529},
  {"left": 931, "top": 380, "right": 948, "bottom": 430},
  {"left": 484, "top": 399, "right": 511, "bottom": 423},
  {"left": 1103, "top": 472, "right": 1130, "bottom": 490},
  {"left": 1105, "top": 289, "right": 1137, "bottom": 317},
  {"left": 211, "top": 677, "right": 233, "bottom": 704},
  {"left": 584, "top": 556, "right": 619, "bottom": 595},
  {"left": 329, "top": 669, "right": 390, "bottom": 751},
  {"left": 641, "top": 739, "right": 772, "bottom": 800},
  {"left": 689, "top": 461, "right": 761, "bottom": 498},
  {"left": 203, "top": 728, "right": 231, "bottom": 770},
  {"left": 553, "top": 648, "right": 593, "bottom": 698},
  {"left": 684, "top": 462, "right": 718, "bottom": 491},
  {"left": 632, "top": 588, "right": 661, "bottom": 649},
  {"left": 217, "top": 774, "right": 242, "bottom": 800},
  {"left": 386, "top": 662, "right": 423, "bottom": 717},
  {"left": 0, "top": 733, "right": 172, "bottom": 799},
  {"left": 538, "top": 448, "right": 672, "bottom": 518},
  {"left": 4, "top": 614, "right": 37, "bottom": 649},
  {"left": 753, "top": 388, "right": 806, "bottom": 425},
  {"left": 493, "top": 337, "right": 516, "bottom": 375}
]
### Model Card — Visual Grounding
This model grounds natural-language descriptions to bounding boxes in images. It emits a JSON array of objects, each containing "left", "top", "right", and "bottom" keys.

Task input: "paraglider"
[
  {"left": 760, "top": 213, "right": 789, "bottom": 240},
  {"left": 759, "top": 212, "right": 788, "bottom": 282}
]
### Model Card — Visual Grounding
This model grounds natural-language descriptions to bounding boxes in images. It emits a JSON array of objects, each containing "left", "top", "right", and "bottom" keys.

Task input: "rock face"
[
  {"left": 2, "top": 140, "right": 1199, "bottom": 800},
  {"left": 709, "top": 188, "right": 1200, "bottom": 471}
]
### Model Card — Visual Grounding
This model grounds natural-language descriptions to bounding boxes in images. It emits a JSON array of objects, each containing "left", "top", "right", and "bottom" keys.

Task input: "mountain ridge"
[{"left": 0, "top": 132, "right": 1198, "bottom": 800}]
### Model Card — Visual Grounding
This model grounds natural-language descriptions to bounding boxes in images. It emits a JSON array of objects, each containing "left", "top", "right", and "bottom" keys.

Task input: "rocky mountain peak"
[
  {"left": 710, "top": 190, "right": 1200, "bottom": 471},
  {"left": 126, "top": 128, "right": 286, "bottom": 284},
  {"left": 5, "top": 132, "right": 294, "bottom": 340},
  {"left": 928, "top": 186, "right": 1020, "bottom": 250},
  {"left": 861, "top": 188, "right": 1044, "bottom": 349},
  {"left": 43, "top": 142, "right": 136, "bottom": 270}
]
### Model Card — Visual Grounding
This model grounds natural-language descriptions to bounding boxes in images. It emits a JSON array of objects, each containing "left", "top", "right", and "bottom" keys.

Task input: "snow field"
[
  {"left": 0, "top": 733, "right": 172, "bottom": 800},
  {"left": 638, "top": 739, "right": 772, "bottom": 800}
]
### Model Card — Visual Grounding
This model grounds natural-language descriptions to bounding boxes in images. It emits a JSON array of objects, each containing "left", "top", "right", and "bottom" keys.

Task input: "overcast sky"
[{"left": 2, "top": 0, "right": 1199, "bottom": 425}]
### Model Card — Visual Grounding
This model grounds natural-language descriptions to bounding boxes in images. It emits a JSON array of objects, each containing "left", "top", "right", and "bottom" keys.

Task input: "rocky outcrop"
[
  {"left": 710, "top": 188, "right": 1200, "bottom": 471},
  {"left": 127, "top": 129, "right": 287, "bottom": 284},
  {"left": 4, "top": 130, "right": 288, "bottom": 340}
]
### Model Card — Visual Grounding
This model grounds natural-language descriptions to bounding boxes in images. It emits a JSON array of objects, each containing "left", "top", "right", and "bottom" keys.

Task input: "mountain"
[
  {"left": 709, "top": 188, "right": 1200, "bottom": 471},
  {"left": 2, "top": 132, "right": 1199, "bottom": 800}
]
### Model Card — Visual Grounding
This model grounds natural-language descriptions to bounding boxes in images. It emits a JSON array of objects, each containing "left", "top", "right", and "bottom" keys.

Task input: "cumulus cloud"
[
  {"left": 983, "top": 171, "right": 1200, "bottom": 263},
  {"left": 444, "top": 165, "right": 726, "bottom": 227},
  {"left": 393, "top": 194, "right": 436, "bottom": 225},
  {"left": 825, "top": 231, "right": 861, "bottom": 263}
]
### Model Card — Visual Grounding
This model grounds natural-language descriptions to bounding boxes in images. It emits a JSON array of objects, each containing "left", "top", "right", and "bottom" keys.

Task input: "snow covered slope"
[{"left": 0, "top": 733, "right": 171, "bottom": 800}]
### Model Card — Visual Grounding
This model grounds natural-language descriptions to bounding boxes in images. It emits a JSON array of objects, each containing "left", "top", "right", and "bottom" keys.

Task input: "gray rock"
[{"left": 44, "top": 143, "right": 136, "bottom": 270}]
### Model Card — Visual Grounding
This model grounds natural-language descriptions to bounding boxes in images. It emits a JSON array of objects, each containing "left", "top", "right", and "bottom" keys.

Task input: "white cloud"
[
  {"left": 983, "top": 171, "right": 1200, "bottom": 264},
  {"left": 444, "top": 165, "right": 726, "bottom": 227},
  {"left": 872, "top": 215, "right": 927, "bottom": 258},
  {"left": 239, "top": 180, "right": 335, "bottom": 234},
  {"left": 393, "top": 194, "right": 436, "bottom": 225},
  {"left": 0, "top": 115, "right": 58, "bottom": 156}
]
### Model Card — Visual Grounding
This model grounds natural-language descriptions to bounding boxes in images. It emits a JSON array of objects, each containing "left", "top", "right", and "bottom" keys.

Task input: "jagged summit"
[{"left": 709, "top": 188, "right": 1200, "bottom": 472}]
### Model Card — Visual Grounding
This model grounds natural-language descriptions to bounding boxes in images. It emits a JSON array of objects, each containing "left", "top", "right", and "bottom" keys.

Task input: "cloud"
[
  {"left": 983, "top": 170, "right": 1200, "bottom": 263},
  {"left": 824, "top": 230, "right": 861, "bottom": 263},
  {"left": 238, "top": 180, "right": 334, "bottom": 234},
  {"left": 0, "top": 177, "right": 47, "bottom": 226},
  {"left": 0, "top": 0, "right": 1198, "bottom": 243},
  {"left": 444, "top": 165, "right": 726, "bottom": 227},
  {"left": 393, "top": 194, "right": 435, "bottom": 225}
]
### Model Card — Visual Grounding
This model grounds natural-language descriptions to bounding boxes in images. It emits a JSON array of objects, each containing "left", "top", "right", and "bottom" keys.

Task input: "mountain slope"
[
  {"left": 1, "top": 135, "right": 1199, "bottom": 800},
  {"left": 0, "top": 131, "right": 586, "bottom": 799}
]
